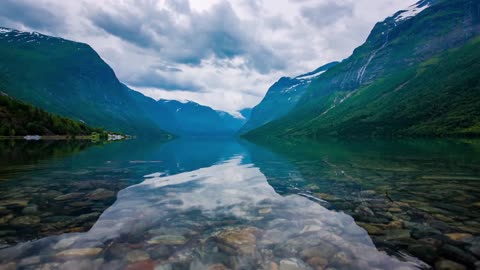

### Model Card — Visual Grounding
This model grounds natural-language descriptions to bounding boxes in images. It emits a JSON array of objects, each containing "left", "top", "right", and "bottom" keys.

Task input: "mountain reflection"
[{"left": 0, "top": 142, "right": 422, "bottom": 269}]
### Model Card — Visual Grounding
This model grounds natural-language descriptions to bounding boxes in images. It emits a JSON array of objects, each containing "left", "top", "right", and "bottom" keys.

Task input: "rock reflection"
[{"left": 0, "top": 157, "right": 422, "bottom": 270}]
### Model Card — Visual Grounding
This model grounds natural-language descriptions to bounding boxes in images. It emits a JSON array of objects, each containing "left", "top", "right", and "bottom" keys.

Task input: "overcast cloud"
[{"left": 0, "top": 0, "right": 416, "bottom": 114}]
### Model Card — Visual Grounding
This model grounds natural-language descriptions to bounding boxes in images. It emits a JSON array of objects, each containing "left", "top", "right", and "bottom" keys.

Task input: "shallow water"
[{"left": 0, "top": 138, "right": 479, "bottom": 269}]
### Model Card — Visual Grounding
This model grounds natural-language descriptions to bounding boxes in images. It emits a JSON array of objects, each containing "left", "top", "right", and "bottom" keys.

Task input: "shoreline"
[{"left": 0, "top": 135, "right": 130, "bottom": 141}]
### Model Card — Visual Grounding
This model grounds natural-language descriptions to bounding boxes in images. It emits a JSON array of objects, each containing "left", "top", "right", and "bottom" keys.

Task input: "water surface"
[{"left": 0, "top": 138, "right": 479, "bottom": 269}]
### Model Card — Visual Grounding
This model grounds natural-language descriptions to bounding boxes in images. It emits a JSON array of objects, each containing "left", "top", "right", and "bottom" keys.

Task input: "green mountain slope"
[
  {"left": 250, "top": 37, "right": 480, "bottom": 138},
  {"left": 246, "top": 0, "right": 480, "bottom": 138},
  {"left": 239, "top": 62, "right": 338, "bottom": 134},
  {"left": 0, "top": 27, "right": 170, "bottom": 137},
  {"left": 0, "top": 92, "right": 103, "bottom": 136}
]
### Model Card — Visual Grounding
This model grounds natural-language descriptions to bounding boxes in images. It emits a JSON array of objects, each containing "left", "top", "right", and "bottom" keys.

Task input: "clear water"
[{"left": 0, "top": 138, "right": 479, "bottom": 269}]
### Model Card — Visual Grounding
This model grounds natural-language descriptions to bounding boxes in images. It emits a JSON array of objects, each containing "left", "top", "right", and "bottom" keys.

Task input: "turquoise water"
[{"left": 0, "top": 138, "right": 479, "bottom": 269}]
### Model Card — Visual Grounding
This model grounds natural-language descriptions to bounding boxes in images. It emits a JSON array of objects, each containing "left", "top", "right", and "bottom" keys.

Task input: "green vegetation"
[
  {"left": 247, "top": 37, "right": 480, "bottom": 138},
  {"left": 0, "top": 29, "right": 171, "bottom": 138},
  {"left": 245, "top": 0, "right": 480, "bottom": 139},
  {"left": 0, "top": 92, "right": 106, "bottom": 137}
]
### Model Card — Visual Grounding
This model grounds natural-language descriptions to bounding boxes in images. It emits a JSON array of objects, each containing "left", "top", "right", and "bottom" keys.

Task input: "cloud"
[
  {"left": 0, "top": 0, "right": 417, "bottom": 113},
  {"left": 301, "top": 2, "right": 354, "bottom": 28},
  {"left": 0, "top": 0, "right": 65, "bottom": 32},
  {"left": 127, "top": 68, "right": 204, "bottom": 92},
  {"left": 165, "top": 0, "right": 191, "bottom": 14},
  {"left": 86, "top": 0, "right": 285, "bottom": 73}
]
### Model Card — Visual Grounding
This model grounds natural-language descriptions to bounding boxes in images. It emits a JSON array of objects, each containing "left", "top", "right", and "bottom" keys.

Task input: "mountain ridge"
[
  {"left": 239, "top": 62, "right": 339, "bottom": 134},
  {"left": 245, "top": 0, "right": 480, "bottom": 138},
  {"left": 0, "top": 26, "right": 244, "bottom": 138}
]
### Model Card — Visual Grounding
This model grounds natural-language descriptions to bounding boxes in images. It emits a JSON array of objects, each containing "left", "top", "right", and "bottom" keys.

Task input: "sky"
[{"left": 0, "top": 0, "right": 416, "bottom": 115}]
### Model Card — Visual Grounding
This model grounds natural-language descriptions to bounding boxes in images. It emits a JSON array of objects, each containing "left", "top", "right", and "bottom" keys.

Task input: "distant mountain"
[
  {"left": 239, "top": 62, "right": 338, "bottom": 134},
  {"left": 239, "top": 108, "right": 252, "bottom": 122},
  {"left": 0, "top": 91, "right": 103, "bottom": 136},
  {"left": 246, "top": 0, "right": 480, "bottom": 138},
  {"left": 158, "top": 99, "right": 246, "bottom": 136},
  {"left": 0, "top": 27, "right": 247, "bottom": 138},
  {"left": 0, "top": 27, "right": 173, "bottom": 138}
]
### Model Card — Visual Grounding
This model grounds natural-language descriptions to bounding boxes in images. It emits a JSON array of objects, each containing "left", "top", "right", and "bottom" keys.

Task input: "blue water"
[{"left": 0, "top": 138, "right": 479, "bottom": 269}]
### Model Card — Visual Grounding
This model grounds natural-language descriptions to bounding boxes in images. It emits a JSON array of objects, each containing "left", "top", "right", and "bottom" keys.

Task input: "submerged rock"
[{"left": 215, "top": 227, "right": 260, "bottom": 255}]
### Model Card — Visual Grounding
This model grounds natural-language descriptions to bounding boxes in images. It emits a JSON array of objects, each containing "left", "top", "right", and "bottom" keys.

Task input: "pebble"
[
  {"left": 155, "top": 264, "right": 173, "bottom": 270},
  {"left": 207, "top": 263, "right": 230, "bottom": 270},
  {"left": 300, "top": 243, "right": 337, "bottom": 260},
  {"left": 22, "top": 204, "right": 39, "bottom": 215},
  {"left": 259, "top": 208, "right": 272, "bottom": 214},
  {"left": 53, "top": 236, "right": 79, "bottom": 250},
  {"left": 445, "top": 233, "right": 473, "bottom": 242},
  {"left": 382, "top": 230, "right": 411, "bottom": 240},
  {"left": 56, "top": 248, "right": 103, "bottom": 257},
  {"left": 126, "top": 250, "right": 150, "bottom": 262},
  {"left": 440, "top": 244, "right": 478, "bottom": 267},
  {"left": 357, "top": 223, "right": 384, "bottom": 235},
  {"left": 0, "top": 200, "right": 28, "bottom": 207},
  {"left": 387, "top": 207, "right": 402, "bottom": 213},
  {"left": 54, "top": 192, "right": 84, "bottom": 201},
  {"left": 87, "top": 188, "right": 115, "bottom": 200},
  {"left": 9, "top": 215, "right": 41, "bottom": 226},
  {"left": 147, "top": 235, "right": 188, "bottom": 245},
  {"left": 306, "top": 256, "right": 328, "bottom": 268},
  {"left": 0, "top": 214, "right": 14, "bottom": 225},
  {"left": 279, "top": 258, "right": 304, "bottom": 270},
  {"left": 0, "top": 206, "right": 8, "bottom": 214},
  {"left": 331, "top": 251, "right": 352, "bottom": 266},
  {"left": 435, "top": 259, "right": 466, "bottom": 270},
  {"left": 0, "top": 262, "right": 16, "bottom": 270},
  {"left": 18, "top": 256, "right": 41, "bottom": 266},
  {"left": 124, "top": 260, "right": 155, "bottom": 270}
]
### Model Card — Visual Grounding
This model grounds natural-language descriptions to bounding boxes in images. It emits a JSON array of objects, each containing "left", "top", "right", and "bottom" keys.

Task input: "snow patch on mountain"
[
  {"left": 0, "top": 28, "right": 12, "bottom": 34},
  {"left": 395, "top": 1, "right": 430, "bottom": 22},
  {"left": 296, "top": 70, "right": 326, "bottom": 80}
]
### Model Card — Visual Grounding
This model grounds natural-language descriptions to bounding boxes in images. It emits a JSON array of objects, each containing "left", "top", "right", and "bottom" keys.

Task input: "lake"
[{"left": 0, "top": 138, "right": 479, "bottom": 269}]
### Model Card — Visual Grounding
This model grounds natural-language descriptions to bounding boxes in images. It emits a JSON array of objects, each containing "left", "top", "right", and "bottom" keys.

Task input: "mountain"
[
  {"left": 239, "top": 62, "right": 338, "bottom": 134},
  {"left": 0, "top": 27, "right": 174, "bottom": 137},
  {"left": 158, "top": 99, "right": 246, "bottom": 136},
  {"left": 239, "top": 108, "right": 252, "bottom": 122},
  {"left": 245, "top": 0, "right": 480, "bottom": 138},
  {"left": 0, "top": 91, "right": 103, "bottom": 136}
]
